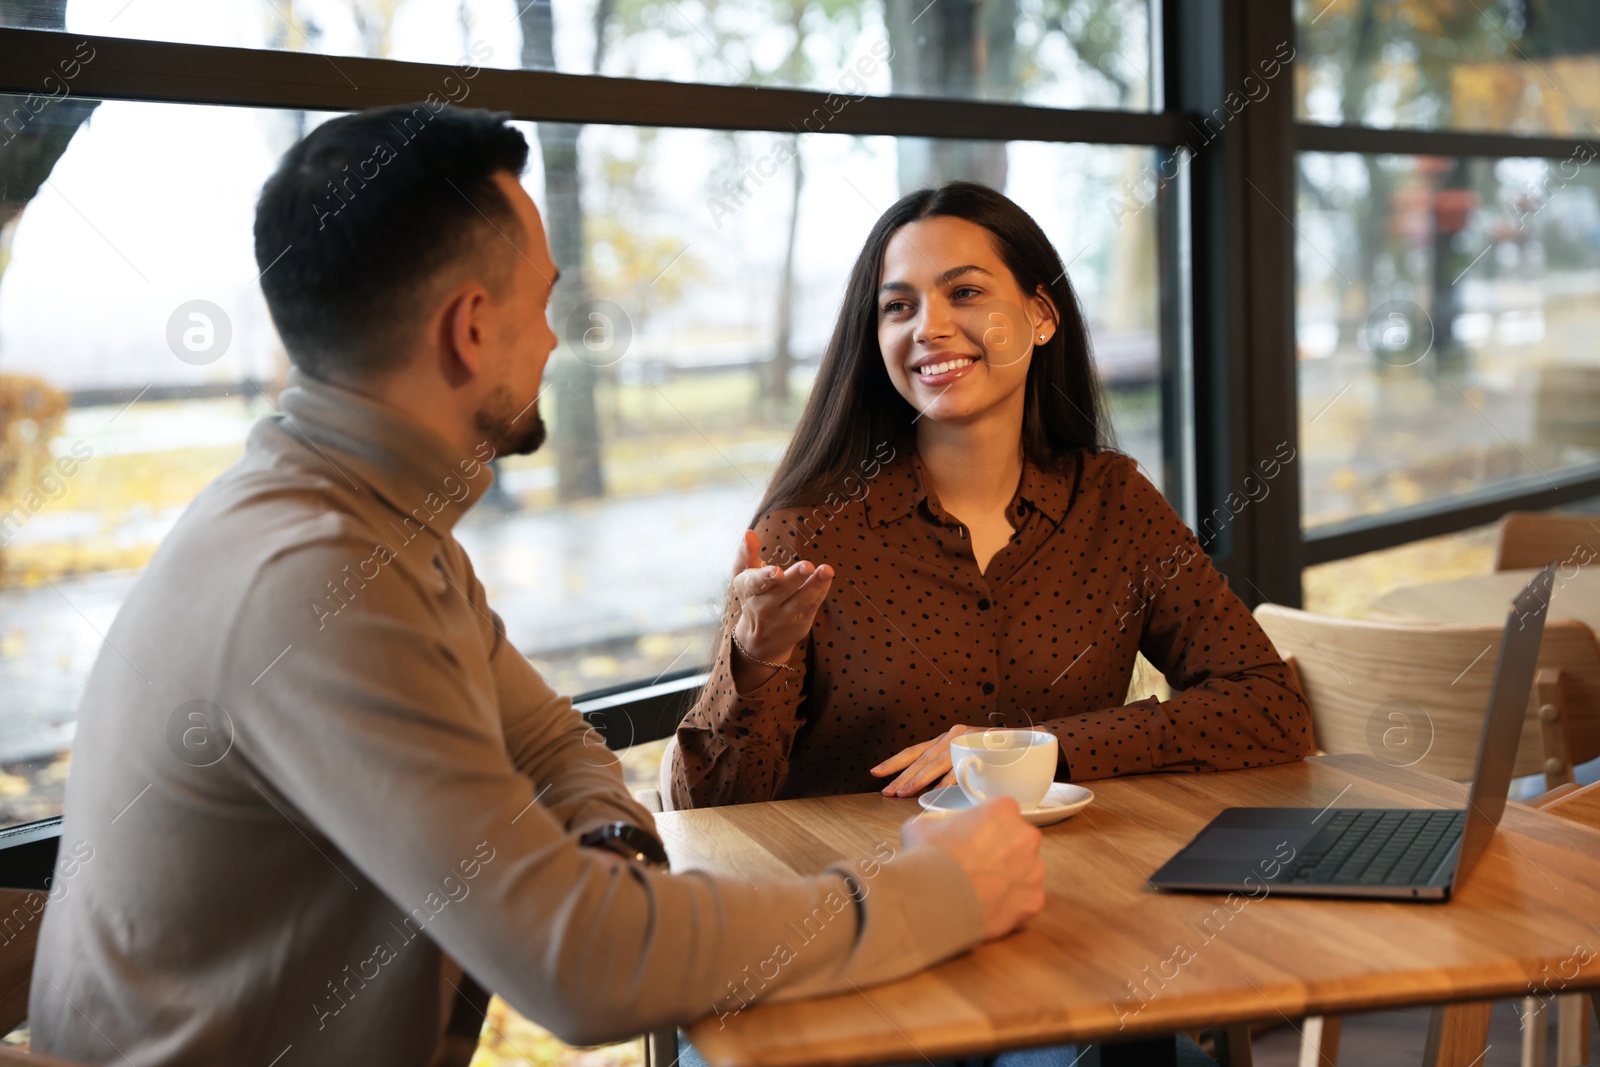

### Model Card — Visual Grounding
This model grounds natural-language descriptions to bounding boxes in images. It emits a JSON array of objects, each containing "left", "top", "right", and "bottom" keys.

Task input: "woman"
[{"left": 669, "top": 181, "right": 1311, "bottom": 810}]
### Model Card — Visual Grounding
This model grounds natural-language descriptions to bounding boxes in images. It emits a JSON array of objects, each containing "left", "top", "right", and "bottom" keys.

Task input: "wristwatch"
[{"left": 578, "top": 821, "right": 670, "bottom": 869}]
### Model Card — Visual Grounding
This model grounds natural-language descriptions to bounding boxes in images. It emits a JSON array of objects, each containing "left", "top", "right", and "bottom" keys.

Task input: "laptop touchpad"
[{"left": 1188, "top": 827, "right": 1294, "bottom": 861}]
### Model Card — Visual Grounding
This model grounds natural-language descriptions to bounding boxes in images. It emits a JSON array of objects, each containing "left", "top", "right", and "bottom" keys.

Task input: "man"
[{"left": 30, "top": 104, "right": 1045, "bottom": 1066}]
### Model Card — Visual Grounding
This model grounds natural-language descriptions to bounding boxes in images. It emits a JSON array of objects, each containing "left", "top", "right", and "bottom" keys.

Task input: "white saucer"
[{"left": 917, "top": 782, "right": 1094, "bottom": 826}]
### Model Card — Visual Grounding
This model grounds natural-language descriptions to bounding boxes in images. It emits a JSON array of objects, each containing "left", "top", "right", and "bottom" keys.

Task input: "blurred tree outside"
[
  {"left": 522, "top": 0, "right": 608, "bottom": 500},
  {"left": 1300, "top": 0, "right": 1600, "bottom": 367},
  {"left": 0, "top": 0, "right": 98, "bottom": 297},
  {"left": 1300, "top": 0, "right": 1600, "bottom": 133},
  {"left": 885, "top": 0, "right": 1014, "bottom": 190},
  {"left": 0, "top": 375, "right": 67, "bottom": 582},
  {"left": 887, "top": 0, "right": 1148, "bottom": 191},
  {"left": 0, "top": 0, "right": 98, "bottom": 579},
  {"left": 606, "top": 0, "right": 868, "bottom": 407}
]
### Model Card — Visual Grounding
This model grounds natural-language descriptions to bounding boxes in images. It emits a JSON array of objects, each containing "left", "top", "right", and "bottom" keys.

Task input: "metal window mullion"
[
  {"left": 1155, "top": 146, "right": 1196, "bottom": 521},
  {"left": 1233, "top": 0, "right": 1301, "bottom": 606},
  {"left": 1167, "top": 0, "right": 1230, "bottom": 561},
  {"left": 1303, "top": 467, "right": 1600, "bottom": 567},
  {"left": 0, "top": 26, "right": 1191, "bottom": 145},
  {"left": 1296, "top": 122, "right": 1600, "bottom": 161},
  {"left": 1167, "top": 0, "right": 1302, "bottom": 608},
  {"left": 1155, "top": 0, "right": 1192, "bottom": 520}
]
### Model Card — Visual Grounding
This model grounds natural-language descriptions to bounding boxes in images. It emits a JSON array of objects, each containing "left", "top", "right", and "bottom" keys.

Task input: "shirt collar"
[
  {"left": 860, "top": 444, "right": 922, "bottom": 529},
  {"left": 272, "top": 369, "right": 495, "bottom": 539},
  {"left": 1015, "top": 454, "right": 1080, "bottom": 526},
  {"left": 861, "top": 446, "right": 1083, "bottom": 529}
]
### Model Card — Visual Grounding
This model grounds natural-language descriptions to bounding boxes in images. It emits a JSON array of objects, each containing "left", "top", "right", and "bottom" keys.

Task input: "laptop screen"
[{"left": 1453, "top": 560, "right": 1558, "bottom": 881}]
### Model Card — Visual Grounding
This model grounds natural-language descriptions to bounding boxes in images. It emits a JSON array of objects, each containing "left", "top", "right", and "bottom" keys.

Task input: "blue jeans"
[
  {"left": 675, "top": 1032, "right": 1216, "bottom": 1066},
  {"left": 675, "top": 1036, "right": 1081, "bottom": 1066}
]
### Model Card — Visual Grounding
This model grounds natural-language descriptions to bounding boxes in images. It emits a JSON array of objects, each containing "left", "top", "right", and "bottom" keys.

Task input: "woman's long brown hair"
[{"left": 753, "top": 180, "right": 1112, "bottom": 522}]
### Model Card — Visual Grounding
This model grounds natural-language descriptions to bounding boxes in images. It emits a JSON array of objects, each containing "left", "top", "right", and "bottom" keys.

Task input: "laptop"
[{"left": 1149, "top": 560, "right": 1558, "bottom": 901}]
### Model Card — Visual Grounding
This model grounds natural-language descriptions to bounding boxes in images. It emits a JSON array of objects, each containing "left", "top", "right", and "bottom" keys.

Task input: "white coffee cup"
[{"left": 951, "top": 729, "right": 1058, "bottom": 810}]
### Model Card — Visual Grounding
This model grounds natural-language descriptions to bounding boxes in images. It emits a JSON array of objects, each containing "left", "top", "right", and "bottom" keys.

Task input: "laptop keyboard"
[{"left": 1283, "top": 809, "right": 1466, "bottom": 886}]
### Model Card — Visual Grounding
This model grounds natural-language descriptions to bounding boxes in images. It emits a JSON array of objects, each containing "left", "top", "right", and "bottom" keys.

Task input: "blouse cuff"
[{"left": 1044, "top": 700, "right": 1161, "bottom": 781}]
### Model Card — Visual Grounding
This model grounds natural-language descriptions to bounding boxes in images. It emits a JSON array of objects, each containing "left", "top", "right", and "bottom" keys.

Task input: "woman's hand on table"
[
  {"left": 902, "top": 797, "right": 1045, "bottom": 941},
  {"left": 871, "top": 724, "right": 983, "bottom": 796},
  {"left": 729, "top": 530, "right": 833, "bottom": 691}
]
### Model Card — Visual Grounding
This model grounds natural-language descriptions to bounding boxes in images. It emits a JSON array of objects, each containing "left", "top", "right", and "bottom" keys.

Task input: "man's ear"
[{"left": 440, "top": 283, "right": 491, "bottom": 385}]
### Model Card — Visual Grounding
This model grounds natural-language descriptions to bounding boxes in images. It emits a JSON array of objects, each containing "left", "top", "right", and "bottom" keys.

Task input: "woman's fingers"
[
  {"left": 886, "top": 746, "right": 952, "bottom": 796},
  {"left": 732, "top": 558, "right": 798, "bottom": 599},
  {"left": 733, "top": 559, "right": 829, "bottom": 606},
  {"left": 737, "top": 530, "right": 764, "bottom": 575},
  {"left": 730, "top": 564, "right": 779, "bottom": 601},
  {"left": 871, "top": 738, "right": 931, "bottom": 777},
  {"left": 879, "top": 725, "right": 975, "bottom": 795},
  {"left": 785, "top": 564, "right": 834, "bottom": 620}
]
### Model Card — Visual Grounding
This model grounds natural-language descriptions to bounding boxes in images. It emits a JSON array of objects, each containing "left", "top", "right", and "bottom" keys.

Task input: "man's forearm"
[
  {"left": 527, "top": 718, "right": 658, "bottom": 838},
  {"left": 494, "top": 640, "right": 658, "bottom": 838}
]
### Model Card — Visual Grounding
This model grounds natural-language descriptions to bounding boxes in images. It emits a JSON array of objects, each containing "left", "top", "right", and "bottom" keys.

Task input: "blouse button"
[
  {"left": 977, "top": 598, "right": 991, "bottom": 611},
  {"left": 982, "top": 682, "right": 996, "bottom": 695}
]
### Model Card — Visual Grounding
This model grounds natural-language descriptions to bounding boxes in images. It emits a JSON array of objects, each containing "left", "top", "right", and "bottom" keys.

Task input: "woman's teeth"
[{"left": 918, "top": 357, "right": 977, "bottom": 376}]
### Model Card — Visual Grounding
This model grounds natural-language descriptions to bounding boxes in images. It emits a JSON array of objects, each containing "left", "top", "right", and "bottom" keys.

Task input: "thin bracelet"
[{"left": 731, "top": 631, "right": 801, "bottom": 673}]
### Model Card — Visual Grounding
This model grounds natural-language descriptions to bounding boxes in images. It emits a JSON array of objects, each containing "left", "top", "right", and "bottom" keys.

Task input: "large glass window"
[
  {"left": 1296, "top": 0, "right": 1600, "bottom": 135},
  {"left": 0, "top": 92, "right": 1166, "bottom": 829},
  {"left": 4, "top": 0, "right": 1157, "bottom": 110},
  {"left": 1296, "top": 149, "right": 1600, "bottom": 529}
]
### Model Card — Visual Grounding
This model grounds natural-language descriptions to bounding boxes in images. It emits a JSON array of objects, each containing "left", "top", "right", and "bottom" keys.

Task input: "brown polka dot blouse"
[{"left": 669, "top": 445, "right": 1312, "bottom": 808}]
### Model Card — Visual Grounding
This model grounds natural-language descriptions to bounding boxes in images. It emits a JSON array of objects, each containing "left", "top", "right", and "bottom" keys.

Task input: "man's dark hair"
[{"left": 254, "top": 104, "right": 530, "bottom": 381}]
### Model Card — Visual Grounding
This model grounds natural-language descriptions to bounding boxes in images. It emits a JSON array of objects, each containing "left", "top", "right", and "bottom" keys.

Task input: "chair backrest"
[
  {"left": 0, "top": 1048, "right": 90, "bottom": 1066},
  {"left": 1254, "top": 606, "right": 1600, "bottom": 781},
  {"left": 1493, "top": 511, "right": 1600, "bottom": 572},
  {"left": 1533, "top": 365, "right": 1600, "bottom": 453},
  {"left": 0, "top": 887, "right": 45, "bottom": 1036},
  {"left": 1522, "top": 620, "right": 1600, "bottom": 768}
]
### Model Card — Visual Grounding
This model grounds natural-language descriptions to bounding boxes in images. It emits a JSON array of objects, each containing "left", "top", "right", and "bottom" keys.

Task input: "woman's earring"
[{"left": 1038, "top": 333, "right": 1047, "bottom": 341}]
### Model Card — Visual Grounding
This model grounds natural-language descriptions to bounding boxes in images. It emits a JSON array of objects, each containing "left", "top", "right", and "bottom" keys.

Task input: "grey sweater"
[{"left": 30, "top": 372, "right": 984, "bottom": 1066}]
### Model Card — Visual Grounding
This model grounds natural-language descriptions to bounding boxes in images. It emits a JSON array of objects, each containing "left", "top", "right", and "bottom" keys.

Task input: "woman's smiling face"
[{"left": 876, "top": 215, "right": 1055, "bottom": 426}]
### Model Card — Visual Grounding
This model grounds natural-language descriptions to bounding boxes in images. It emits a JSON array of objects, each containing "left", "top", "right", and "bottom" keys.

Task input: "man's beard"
[{"left": 474, "top": 384, "right": 548, "bottom": 457}]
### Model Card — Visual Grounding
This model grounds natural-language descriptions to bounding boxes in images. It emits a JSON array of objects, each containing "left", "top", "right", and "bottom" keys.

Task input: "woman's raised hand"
[{"left": 729, "top": 530, "right": 833, "bottom": 689}]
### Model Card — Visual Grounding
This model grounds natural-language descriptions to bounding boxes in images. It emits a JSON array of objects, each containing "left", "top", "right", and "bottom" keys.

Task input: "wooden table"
[
  {"left": 1369, "top": 567, "right": 1600, "bottom": 631},
  {"left": 657, "top": 754, "right": 1600, "bottom": 1067}
]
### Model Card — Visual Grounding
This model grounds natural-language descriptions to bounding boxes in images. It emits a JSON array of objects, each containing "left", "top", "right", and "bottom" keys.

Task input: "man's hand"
[
  {"left": 903, "top": 798, "right": 1045, "bottom": 941},
  {"left": 871, "top": 724, "right": 982, "bottom": 796}
]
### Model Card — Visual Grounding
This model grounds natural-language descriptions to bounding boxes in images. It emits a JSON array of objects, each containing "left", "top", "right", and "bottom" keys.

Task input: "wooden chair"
[
  {"left": 0, "top": 885, "right": 87, "bottom": 1065},
  {"left": 0, "top": 1049, "right": 86, "bottom": 1066},
  {"left": 1254, "top": 607, "right": 1600, "bottom": 791},
  {"left": 1252, "top": 607, "right": 1600, "bottom": 1067},
  {"left": 1493, "top": 511, "right": 1600, "bottom": 573},
  {"left": 1, "top": 888, "right": 44, "bottom": 1043},
  {"left": 1532, "top": 366, "right": 1600, "bottom": 458},
  {"left": 1518, "top": 781, "right": 1600, "bottom": 1067}
]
